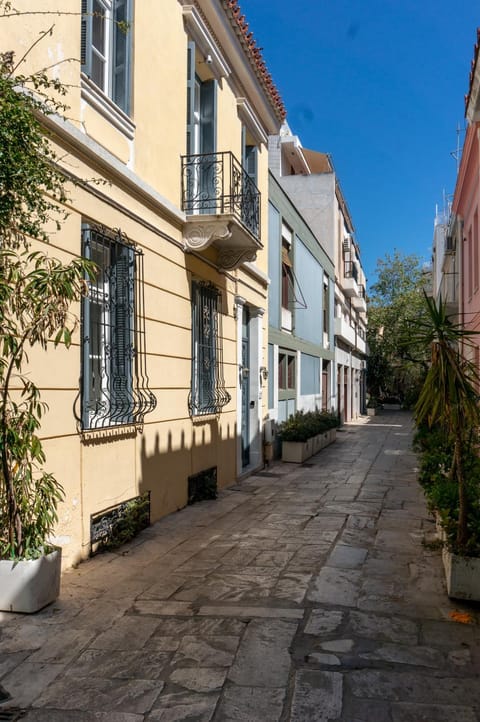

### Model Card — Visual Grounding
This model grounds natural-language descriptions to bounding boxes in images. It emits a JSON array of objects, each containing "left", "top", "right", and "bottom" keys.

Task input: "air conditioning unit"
[{"left": 343, "top": 235, "right": 351, "bottom": 252}]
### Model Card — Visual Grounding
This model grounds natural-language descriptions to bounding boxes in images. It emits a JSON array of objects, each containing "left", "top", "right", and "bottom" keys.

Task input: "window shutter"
[
  {"left": 112, "top": 0, "right": 133, "bottom": 114},
  {"left": 186, "top": 40, "right": 196, "bottom": 155},
  {"left": 189, "top": 282, "right": 230, "bottom": 416},
  {"left": 79, "top": 226, "right": 156, "bottom": 430},
  {"left": 200, "top": 79, "right": 216, "bottom": 155},
  {"left": 245, "top": 145, "right": 257, "bottom": 184},
  {"left": 81, "top": 0, "right": 92, "bottom": 74},
  {"left": 199, "top": 80, "right": 217, "bottom": 212},
  {"left": 110, "top": 242, "right": 134, "bottom": 424}
]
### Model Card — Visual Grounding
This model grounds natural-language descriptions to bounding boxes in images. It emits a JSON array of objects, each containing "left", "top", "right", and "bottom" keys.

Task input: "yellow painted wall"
[{"left": 0, "top": 0, "right": 279, "bottom": 568}]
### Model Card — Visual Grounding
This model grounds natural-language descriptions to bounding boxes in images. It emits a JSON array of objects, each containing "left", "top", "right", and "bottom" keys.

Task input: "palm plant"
[{"left": 410, "top": 292, "right": 480, "bottom": 549}]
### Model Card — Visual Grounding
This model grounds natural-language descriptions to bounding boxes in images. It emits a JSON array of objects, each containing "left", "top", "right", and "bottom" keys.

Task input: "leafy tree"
[
  {"left": 0, "top": 50, "right": 95, "bottom": 559},
  {"left": 367, "top": 250, "right": 428, "bottom": 405}
]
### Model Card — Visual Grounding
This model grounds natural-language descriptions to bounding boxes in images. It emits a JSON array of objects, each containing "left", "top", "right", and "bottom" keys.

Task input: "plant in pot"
[
  {"left": 410, "top": 292, "right": 480, "bottom": 600},
  {"left": 278, "top": 410, "right": 339, "bottom": 463},
  {"left": 0, "top": 52, "right": 95, "bottom": 612},
  {"left": 366, "top": 396, "right": 381, "bottom": 416}
]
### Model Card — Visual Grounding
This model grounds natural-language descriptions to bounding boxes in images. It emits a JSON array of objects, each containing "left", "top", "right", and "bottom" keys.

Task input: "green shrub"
[
  {"left": 415, "top": 424, "right": 480, "bottom": 556},
  {"left": 278, "top": 410, "right": 339, "bottom": 443}
]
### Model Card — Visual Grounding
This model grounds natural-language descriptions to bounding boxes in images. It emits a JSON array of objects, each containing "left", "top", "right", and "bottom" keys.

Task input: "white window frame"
[{"left": 81, "top": 0, "right": 133, "bottom": 118}]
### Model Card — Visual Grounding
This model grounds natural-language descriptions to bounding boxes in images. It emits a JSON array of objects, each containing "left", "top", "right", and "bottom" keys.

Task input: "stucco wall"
[{"left": 1, "top": 0, "right": 277, "bottom": 567}]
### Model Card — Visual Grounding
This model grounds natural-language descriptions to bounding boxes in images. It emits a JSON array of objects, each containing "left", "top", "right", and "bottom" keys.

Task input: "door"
[
  {"left": 241, "top": 307, "right": 250, "bottom": 467},
  {"left": 186, "top": 42, "right": 217, "bottom": 213}
]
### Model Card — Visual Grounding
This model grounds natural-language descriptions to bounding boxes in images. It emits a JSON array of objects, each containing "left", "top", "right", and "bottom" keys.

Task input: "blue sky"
[{"left": 239, "top": 0, "right": 479, "bottom": 285}]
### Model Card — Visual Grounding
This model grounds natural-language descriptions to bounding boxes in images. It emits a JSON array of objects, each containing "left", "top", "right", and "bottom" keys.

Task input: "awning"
[{"left": 282, "top": 245, "right": 292, "bottom": 267}]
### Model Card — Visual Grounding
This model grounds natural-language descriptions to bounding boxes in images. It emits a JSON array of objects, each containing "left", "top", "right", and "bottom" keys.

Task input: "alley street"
[{"left": 1, "top": 411, "right": 480, "bottom": 722}]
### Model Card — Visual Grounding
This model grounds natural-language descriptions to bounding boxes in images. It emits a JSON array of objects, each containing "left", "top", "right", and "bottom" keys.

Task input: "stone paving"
[{"left": 1, "top": 411, "right": 480, "bottom": 721}]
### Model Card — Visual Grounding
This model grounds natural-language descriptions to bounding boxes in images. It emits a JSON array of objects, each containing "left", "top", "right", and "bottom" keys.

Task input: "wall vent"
[
  {"left": 188, "top": 466, "right": 217, "bottom": 504},
  {"left": 90, "top": 492, "right": 150, "bottom": 555}
]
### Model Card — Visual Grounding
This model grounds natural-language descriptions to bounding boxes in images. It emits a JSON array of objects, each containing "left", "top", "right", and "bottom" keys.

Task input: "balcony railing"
[
  {"left": 181, "top": 151, "right": 260, "bottom": 239},
  {"left": 344, "top": 260, "right": 358, "bottom": 283}
]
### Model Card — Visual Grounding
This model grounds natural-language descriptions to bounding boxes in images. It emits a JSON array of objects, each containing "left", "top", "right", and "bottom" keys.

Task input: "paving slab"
[
  {"left": 2, "top": 411, "right": 480, "bottom": 720},
  {"left": 214, "top": 685, "right": 285, "bottom": 721},
  {"left": 290, "top": 669, "right": 343, "bottom": 721},
  {"left": 227, "top": 619, "right": 297, "bottom": 686}
]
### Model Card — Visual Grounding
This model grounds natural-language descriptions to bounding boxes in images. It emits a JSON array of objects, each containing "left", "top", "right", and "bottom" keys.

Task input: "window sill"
[{"left": 81, "top": 73, "right": 135, "bottom": 141}]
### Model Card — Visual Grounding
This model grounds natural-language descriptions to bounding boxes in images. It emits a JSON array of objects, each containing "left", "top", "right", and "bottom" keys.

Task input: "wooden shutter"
[
  {"left": 186, "top": 40, "right": 196, "bottom": 155},
  {"left": 112, "top": 0, "right": 133, "bottom": 114},
  {"left": 244, "top": 145, "right": 257, "bottom": 184},
  {"left": 81, "top": 0, "right": 92, "bottom": 74},
  {"left": 110, "top": 241, "right": 134, "bottom": 424},
  {"left": 200, "top": 79, "right": 216, "bottom": 155},
  {"left": 189, "top": 282, "right": 230, "bottom": 415}
]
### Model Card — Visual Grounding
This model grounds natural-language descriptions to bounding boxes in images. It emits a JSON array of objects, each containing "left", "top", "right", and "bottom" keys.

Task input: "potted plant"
[
  {"left": 0, "top": 53, "right": 94, "bottom": 611},
  {"left": 366, "top": 397, "right": 380, "bottom": 416},
  {"left": 278, "top": 410, "right": 339, "bottom": 463},
  {"left": 411, "top": 293, "right": 480, "bottom": 600}
]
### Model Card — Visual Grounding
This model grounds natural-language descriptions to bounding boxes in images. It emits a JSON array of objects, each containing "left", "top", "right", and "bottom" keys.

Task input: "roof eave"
[{"left": 465, "top": 28, "right": 480, "bottom": 122}]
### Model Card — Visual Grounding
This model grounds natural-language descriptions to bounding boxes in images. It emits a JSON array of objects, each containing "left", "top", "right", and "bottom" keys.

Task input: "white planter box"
[
  {"left": 367, "top": 408, "right": 377, "bottom": 417},
  {"left": 282, "top": 429, "right": 336, "bottom": 463},
  {"left": 0, "top": 547, "right": 61, "bottom": 613},
  {"left": 442, "top": 547, "right": 480, "bottom": 601}
]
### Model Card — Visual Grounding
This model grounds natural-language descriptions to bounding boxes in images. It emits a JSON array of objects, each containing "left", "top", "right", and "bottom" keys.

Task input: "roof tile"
[{"left": 223, "top": 0, "right": 286, "bottom": 121}]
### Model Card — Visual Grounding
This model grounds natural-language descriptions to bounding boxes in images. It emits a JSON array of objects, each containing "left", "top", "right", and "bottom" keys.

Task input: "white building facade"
[{"left": 269, "top": 124, "right": 367, "bottom": 423}]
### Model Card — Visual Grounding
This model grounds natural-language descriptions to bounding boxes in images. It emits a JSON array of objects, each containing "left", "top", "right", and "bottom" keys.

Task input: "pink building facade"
[{"left": 453, "top": 29, "right": 480, "bottom": 372}]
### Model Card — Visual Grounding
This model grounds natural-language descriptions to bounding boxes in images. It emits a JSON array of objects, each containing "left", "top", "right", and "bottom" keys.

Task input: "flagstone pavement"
[{"left": 1, "top": 411, "right": 480, "bottom": 722}]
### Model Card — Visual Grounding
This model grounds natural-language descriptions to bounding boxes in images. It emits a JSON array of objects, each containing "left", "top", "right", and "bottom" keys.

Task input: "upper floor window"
[
  {"left": 80, "top": 224, "right": 156, "bottom": 430},
  {"left": 186, "top": 41, "right": 216, "bottom": 157},
  {"left": 189, "top": 281, "right": 230, "bottom": 417},
  {"left": 323, "top": 278, "right": 330, "bottom": 337},
  {"left": 81, "top": 0, "right": 133, "bottom": 115}
]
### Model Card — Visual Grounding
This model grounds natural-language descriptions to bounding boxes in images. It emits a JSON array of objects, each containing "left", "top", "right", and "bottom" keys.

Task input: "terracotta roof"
[
  {"left": 465, "top": 27, "right": 480, "bottom": 115},
  {"left": 223, "top": 0, "right": 286, "bottom": 122}
]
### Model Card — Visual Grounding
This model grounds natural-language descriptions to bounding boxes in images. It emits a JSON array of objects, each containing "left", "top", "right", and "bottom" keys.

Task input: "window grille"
[
  {"left": 189, "top": 281, "right": 231, "bottom": 416},
  {"left": 79, "top": 225, "right": 156, "bottom": 429}
]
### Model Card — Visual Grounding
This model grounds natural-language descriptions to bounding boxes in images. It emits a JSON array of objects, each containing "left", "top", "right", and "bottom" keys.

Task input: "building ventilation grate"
[{"left": 188, "top": 466, "right": 217, "bottom": 504}]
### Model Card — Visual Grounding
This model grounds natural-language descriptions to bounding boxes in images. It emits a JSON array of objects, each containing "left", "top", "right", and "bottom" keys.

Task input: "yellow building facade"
[{"left": 2, "top": 0, "right": 284, "bottom": 567}]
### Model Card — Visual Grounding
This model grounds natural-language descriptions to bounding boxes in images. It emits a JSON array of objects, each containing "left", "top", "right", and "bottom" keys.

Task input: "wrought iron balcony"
[{"left": 181, "top": 151, "right": 262, "bottom": 270}]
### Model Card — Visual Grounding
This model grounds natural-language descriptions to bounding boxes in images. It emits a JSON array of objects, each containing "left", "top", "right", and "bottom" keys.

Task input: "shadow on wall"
[{"left": 138, "top": 418, "right": 238, "bottom": 523}]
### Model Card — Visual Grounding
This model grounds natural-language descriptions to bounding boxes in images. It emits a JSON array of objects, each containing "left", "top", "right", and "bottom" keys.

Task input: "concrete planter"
[
  {"left": 0, "top": 547, "right": 61, "bottom": 613},
  {"left": 434, "top": 512, "right": 480, "bottom": 601},
  {"left": 442, "top": 547, "right": 480, "bottom": 601},
  {"left": 367, "top": 408, "right": 377, "bottom": 416},
  {"left": 282, "top": 429, "right": 336, "bottom": 463}
]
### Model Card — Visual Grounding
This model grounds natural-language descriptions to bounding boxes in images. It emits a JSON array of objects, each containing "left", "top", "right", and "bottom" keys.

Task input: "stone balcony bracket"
[{"left": 183, "top": 217, "right": 232, "bottom": 253}]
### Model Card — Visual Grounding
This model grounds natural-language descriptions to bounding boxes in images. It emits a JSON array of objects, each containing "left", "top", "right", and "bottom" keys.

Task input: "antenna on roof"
[{"left": 450, "top": 122, "right": 464, "bottom": 174}]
